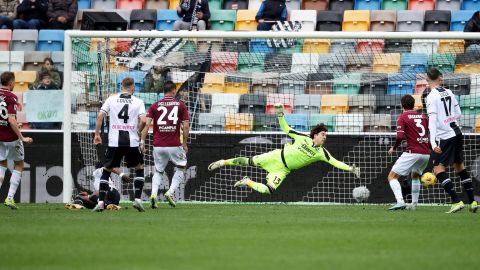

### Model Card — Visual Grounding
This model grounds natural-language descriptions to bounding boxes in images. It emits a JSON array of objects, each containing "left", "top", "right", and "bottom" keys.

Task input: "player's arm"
[
  {"left": 275, "top": 103, "right": 302, "bottom": 139},
  {"left": 94, "top": 111, "right": 106, "bottom": 145},
  {"left": 182, "top": 120, "right": 189, "bottom": 153},
  {"left": 7, "top": 115, "right": 32, "bottom": 144},
  {"left": 452, "top": 95, "right": 461, "bottom": 120},
  {"left": 140, "top": 117, "right": 152, "bottom": 153},
  {"left": 389, "top": 116, "right": 405, "bottom": 154},
  {"left": 321, "top": 148, "right": 360, "bottom": 178},
  {"left": 426, "top": 96, "right": 440, "bottom": 152}
]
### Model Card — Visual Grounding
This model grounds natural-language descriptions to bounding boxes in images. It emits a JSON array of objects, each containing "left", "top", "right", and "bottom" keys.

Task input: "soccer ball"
[
  {"left": 352, "top": 186, "right": 370, "bottom": 202},
  {"left": 421, "top": 172, "right": 436, "bottom": 188}
]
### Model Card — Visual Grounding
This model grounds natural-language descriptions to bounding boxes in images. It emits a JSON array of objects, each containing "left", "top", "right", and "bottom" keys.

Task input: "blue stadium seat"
[
  {"left": 309, "top": 114, "right": 335, "bottom": 131},
  {"left": 250, "top": 38, "right": 275, "bottom": 53},
  {"left": 461, "top": 0, "right": 480, "bottom": 10},
  {"left": 400, "top": 53, "right": 428, "bottom": 74},
  {"left": 78, "top": 0, "right": 92, "bottom": 9},
  {"left": 354, "top": 0, "right": 381, "bottom": 10},
  {"left": 38, "top": 30, "right": 64, "bottom": 51},
  {"left": 284, "top": 114, "right": 309, "bottom": 132},
  {"left": 116, "top": 71, "right": 146, "bottom": 92},
  {"left": 156, "top": 9, "right": 181, "bottom": 30},
  {"left": 387, "top": 73, "right": 415, "bottom": 95},
  {"left": 450, "top": 10, "right": 475, "bottom": 31}
]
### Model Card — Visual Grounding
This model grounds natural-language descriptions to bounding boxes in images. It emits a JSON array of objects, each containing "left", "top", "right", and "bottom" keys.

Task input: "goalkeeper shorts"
[{"left": 252, "top": 149, "right": 290, "bottom": 190}]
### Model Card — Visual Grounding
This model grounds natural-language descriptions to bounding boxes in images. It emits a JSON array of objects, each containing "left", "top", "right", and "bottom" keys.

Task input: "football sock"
[
  {"left": 168, "top": 168, "right": 185, "bottom": 195},
  {"left": 438, "top": 172, "right": 460, "bottom": 203},
  {"left": 6, "top": 170, "right": 21, "bottom": 200},
  {"left": 411, "top": 179, "right": 421, "bottom": 205},
  {"left": 225, "top": 157, "right": 249, "bottom": 166},
  {"left": 99, "top": 170, "right": 111, "bottom": 202},
  {"left": 458, "top": 169, "right": 474, "bottom": 203},
  {"left": 389, "top": 179, "right": 404, "bottom": 203},
  {"left": 0, "top": 165, "right": 7, "bottom": 187},
  {"left": 151, "top": 171, "right": 163, "bottom": 198},
  {"left": 134, "top": 169, "right": 145, "bottom": 200},
  {"left": 247, "top": 180, "right": 271, "bottom": 194}
]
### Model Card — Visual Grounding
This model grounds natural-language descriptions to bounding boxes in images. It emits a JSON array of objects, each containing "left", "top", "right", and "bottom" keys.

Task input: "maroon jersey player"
[
  {"left": 386, "top": 95, "right": 431, "bottom": 211},
  {"left": 140, "top": 81, "right": 189, "bottom": 208}
]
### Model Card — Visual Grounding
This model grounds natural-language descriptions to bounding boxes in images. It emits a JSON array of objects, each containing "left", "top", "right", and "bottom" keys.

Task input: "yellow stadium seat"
[
  {"left": 225, "top": 80, "right": 249, "bottom": 94},
  {"left": 373, "top": 53, "right": 400, "bottom": 74},
  {"left": 455, "top": 64, "right": 480, "bottom": 74},
  {"left": 320, "top": 94, "right": 349, "bottom": 114},
  {"left": 225, "top": 113, "right": 253, "bottom": 131},
  {"left": 13, "top": 71, "right": 36, "bottom": 92},
  {"left": 235, "top": 10, "right": 258, "bottom": 31},
  {"left": 169, "top": 0, "right": 179, "bottom": 9},
  {"left": 342, "top": 10, "right": 370, "bottom": 32},
  {"left": 438, "top": 39, "right": 465, "bottom": 54},
  {"left": 201, "top": 73, "right": 225, "bottom": 93},
  {"left": 303, "top": 39, "right": 330, "bottom": 53},
  {"left": 412, "top": 94, "right": 424, "bottom": 111},
  {"left": 476, "top": 115, "right": 480, "bottom": 133}
]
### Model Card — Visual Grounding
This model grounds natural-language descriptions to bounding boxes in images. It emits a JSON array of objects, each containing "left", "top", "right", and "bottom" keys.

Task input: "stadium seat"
[
  {"left": 294, "top": 94, "right": 321, "bottom": 114},
  {"left": 476, "top": 115, "right": 480, "bottom": 133},
  {"left": 291, "top": 53, "right": 320, "bottom": 73},
  {"left": 387, "top": 73, "right": 415, "bottom": 95},
  {"left": 396, "top": 10, "right": 424, "bottom": 32},
  {"left": 375, "top": 94, "right": 402, "bottom": 114},
  {"left": 316, "top": 11, "right": 343, "bottom": 31},
  {"left": 211, "top": 93, "right": 240, "bottom": 114},
  {"left": 278, "top": 73, "right": 307, "bottom": 95},
  {"left": 373, "top": 53, "right": 400, "bottom": 74},
  {"left": 470, "top": 74, "right": 480, "bottom": 95},
  {"left": 360, "top": 73, "right": 388, "bottom": 95},
  {"left": 156, "top": 9, "right": 181, "bottom": 30},
  {"left": 458, "top": 115, "right": 475, "bottom": 133},
  {"left": 209, "top": 0, "right": 224, "bottom": 10},
  {"left": 320, "top": 94, "right": 348, "bottom": 114},
  {"left": 11, "top": 29, "right": 37, "bottom": 51},
  {"left": 329, "top": 39, "right": 357, "bottom": 54},
  {"left": 455, "top": 53, "right": 480, "bottom": 74},
  {"left": 286, "top": 0, "right": 301, "bottom": 10},
  {"left": 336, "top": 114, "right": 364, "bottom": 133},
  {"left": 51, "top": 51, "right": 64, "bottom": 72},
  {"left": 381, "top": 0, "right": 408, "bottom": 10},
  {"left": 251, "top": 72, "right": 279, "bottom": 94},
  {"left": 408, "top": 0, "right": 435, "bottom": 10},
  {"left": 239, "top": 94, "right": 267, "bottom": 114},
  {"left": 0, "top": 51, "right": 24, "bottom": 71},
  {"left": 145, "top": 0, "right": 169, "bottom": 9},
  {"left": 450, "top": 10, "right": 475, "bottom": 31},
  {"left": 264, "top": 53, "right": 293, "bottom": 73},
  {"left": 424, "top": 10, "right": 451, "bottom": 31},
  {"left": 348, "top": 94, "right": 376, "bottom": 114},
  {"left": 78, "top": 0, "right": 92, "bottom": 9},
  {"left": 411, "top": 39, "right": 439, "bottom": 54},
  {"left": 438, "top": 39, "right": 464, "bottom": 54},
  {"left": 284, "top": 114, "right": 309, "bottom": 132},
  {"left": 355, "top": 0, "right": 381, "bottom": 10},
  {"left": 290, "top": 10, "right": 317, "bottom": 31},
  {"left": 197, "top": 38, "right": 223, "bottom": 53},
  {"left": 210, "top": 10, "right": 236, "bottom": 31},
  {"left": 249, "top": 38, "right": 275, "bottom": 53},
  {"left": 309, "top": 114, "right": 336, "bottom": 131},
  {"left": 198, "top": 113, "right": 225, "bottom": 131},
  {"left": 201, "top": 73, "right": 226, "bottom": 93},
  {"left": 0, "top": 29, "right": 11, "bottom": 51},
  {"left": 254, "top": 113, "right": 279, "bottom": 131},
  {"left": 277, "top": 39, "right": 304, "bottom": 54},
  {"left": 112, "top": 9, "right": 132, "bottom": 25},
  {"left": 461, "top": 0, "right": 480, "bottom": 10},
  {"left": 129, "top": 9, "right": 156, "bottom": 30},
  {"left": 303, "top": 39, "right": 330, "bottom": 53},
  {"left": 459, "top": 94, "right": 480, "bottom": 114},
  {"left": 329, "top": 0, "right": 354, "bottom": 12},
  {"left": 225, "top": 113, "right": 253, "bottom": 131},
  {"left": 342, "top": 10, "right": 370, "bottom": 32},
  {"left": 436, "top": 0, "right": 460, "bottom": 10},
  {"left": 225, "top": 75, "right": 250, "bottom": 94},
  {"left": 302, "top": 0, "right": 329, "bottom": 10},
  {"left": 415, "top": 73, "right": 429, "bottom": 94},
  {"left": 384, "top": 39, "right": 412, "bottom": 53},
  {"left": 13, "top": 71, "right": 36, "bottom": 92},
  {"left": 412, "top": 94, "right": 425, "bottom": 110},
  {"left": 333, "top": 73, "right": 362, "bottom": 95},
  {"left": 223, "top": 39, "right": 249, "bottom": 53},
  {"left": 75, "top": 52, "right": 98, "bottom": 73},
  {"left": 211, "top": 52, "right": 239, "bottom": 73},
  {"left": 265, "top": 94, "right": 294, "bottom": 114},
  {"left": 24, "top": 52, "right": 50, "bottom": 72},
  {"left": 318, "top": 53, "right": 346, "bottom": 73},
  {"left": 136, "top": 93, "right": 158, "bottom": 108},
  {"left": 357, "top": 39, "right": 384, "bottom": 54},
  {"left": 400, "top": 53, "right": 428, "bottom": 74},
  {"left": 117, "top": 0, "right": 145, "bottom": 9},
  {"left": 370, "top": 10, "right": 397, "bottom": 31},
  {"left": 305, "top": 72, "right": 334, "bottom": 95},
  {"left": 92, "top": 0, "right": 117, "bottom": 9},
  {"left": 346, "top": 54, "right": 373, "bottom": 72},
  {"left": 223, "top": 0, "right": 248, "bottom": 10},
  {"left": 116, "top": 71, "right": 145, "bottom": 92},
  {"left": 428, "top": 53, "right": 455, "bottom": 74},
  {"left": 169, "top": 0, "right": 180, "bottom": 9},
  {"left": 364, "top": 114, "right": 392, "bottom": 132},
  {"left": 235, "top": 10, "right": 257, "bottom": 31},
  {"left": 443, "top": 73, "right": 470, "bottom": 95},
  {"left": 238, "top": 53, "right": 266, "bottom": 73},
  {"left": 89, "top": 38, "right": 117, "bottom": 52},
  {"left": 115, "top": 38, "right": 133, "bottom": 54}
]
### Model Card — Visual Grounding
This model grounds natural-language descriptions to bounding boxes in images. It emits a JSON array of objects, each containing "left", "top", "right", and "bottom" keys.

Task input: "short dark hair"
[
  {"left": 39, "top": 71, "right": 51, "bottom": 81},
  {"left": 0, "top": 71, "right": 15, "bottom": 87},
  {"left": 43, "top": 57, "right": 54, "bottom": 66},
  {"left": 163, "top": 81, "right": 176, "bottom": 93},
  {"left": 310, "top": 123, "right": 328, "bottom": 139},
  {"left": 401, "top": 94, "right": 415, "bottom": 110},
  {"left": 427, "top": 68, "right": 442, "bottom": 81},
  {"left": 122, "top": 77, "right": 134, "bottom": 89}
]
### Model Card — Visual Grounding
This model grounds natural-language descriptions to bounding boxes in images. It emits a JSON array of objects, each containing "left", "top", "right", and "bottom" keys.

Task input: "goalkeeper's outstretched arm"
[
  {"left": 323, "top": 148, "right": 361, "bottom": 178},
  {"left": 275, "top": 103, "right": 304, "bottom": 139}
]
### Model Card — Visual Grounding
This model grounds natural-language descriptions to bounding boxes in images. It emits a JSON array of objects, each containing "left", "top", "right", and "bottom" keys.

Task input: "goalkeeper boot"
[
  {"left": 208, "top": 160, "right": 225, "bottom": 171},
  {"left": 469, "top": 201, "right": 478, "bottom": 213},
  {"left": 4, "top": 198, "right": 17, "bottom": 210},
  {"left": 133, "top": 200, "right": 145, "bottom": 212},
  {"left": 164, "top": 191, "right": 176, "bottom": 208},
  {"left": 234, "top": 176, "right": 251, "bottom": 188},
  {"left": 150, "top": 195, "right": 158, "bottom": 209},
  {"left": 388, "top": 202, "right": 406, "bottom": 211},
  {"left": 92, "top": 201, "right": 105, "bottom": 212},
  {"left": 445, "top": 201, "right": 465, "bottom": 214}
]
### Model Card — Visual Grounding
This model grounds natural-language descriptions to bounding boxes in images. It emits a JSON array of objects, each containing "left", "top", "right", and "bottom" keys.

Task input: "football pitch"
[{"left": 0, "top": 203, "right": 477, "bottom": 270}]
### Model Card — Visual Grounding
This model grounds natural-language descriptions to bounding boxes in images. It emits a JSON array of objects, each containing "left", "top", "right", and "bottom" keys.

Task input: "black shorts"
[
  {"left": 104, "top": 146, "right": 144, "bottom": 168},
  {"left": 432, "top": 134, "right": 465, "bottom": 166}
]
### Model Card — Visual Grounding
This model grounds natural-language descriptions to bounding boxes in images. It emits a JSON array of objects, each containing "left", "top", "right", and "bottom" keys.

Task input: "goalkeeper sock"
[
  {"left": 438, "top": 172, "right": 460, "bottom": 203},
  {"left": 389, "top": 179, "right": 404, "bottom": 203},
  {"left": 134, "top": 169, "right": 145, "bottom": 200},
  {"left": 151, "top": 171, "right": 163, "bottom": 198},
  {"left": 411, "top": 179, "right": 421, "bottom": 205},
  {"left": 247, "top": 180, "right": 271, "bottom": 194},
  {"left": 458, "top": 169, "right": 474, "bottom": 203},
  {"left": 168, "top": 168, "right": 185, "bottom": 195},
  {"left": 225, "top": 157, "right": 249, "bottom": 166},
  {"left": 0, "top": 165, "right": 6, "bottom": 187},
  {"left": 6, "top": 170, "right": 21, "bottom": 200}
]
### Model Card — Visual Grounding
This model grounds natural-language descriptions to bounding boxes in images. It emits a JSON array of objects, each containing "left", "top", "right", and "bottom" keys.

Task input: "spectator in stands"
[
  {"left": 174, "top": 0, "right": 210, "bottom": 31},
  {"left": 0, "top": 0, "right": 19, "bottom": 29},
  {"left": 143, "top": 66, "right": 171, "bottom": 93},
  {"left": 255, "top": 0, "right": 287, "bottom": 31},
  {"left": 464, "top": 11, "right": 480, "bottom": 52},
  {"left": 34, "top": 58, "right": 62, "bottom": 88},
  {"left": 34, "top": 72, "right": 59, "bottom": 90},
  {"left": 46, "top": 0, "right": 78, "bottom": 30},
  {"left": 13, "top": 0, "right": 48, "bottom": 30}
]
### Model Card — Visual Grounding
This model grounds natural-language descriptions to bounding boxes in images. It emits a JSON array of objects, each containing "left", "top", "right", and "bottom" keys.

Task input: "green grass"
[{"left": 0, "top": 203, "right": 478, "bottom": 270}]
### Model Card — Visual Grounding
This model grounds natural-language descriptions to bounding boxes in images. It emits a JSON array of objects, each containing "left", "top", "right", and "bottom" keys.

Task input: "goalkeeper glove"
[
  {"left": 274, "top": 103, "right": 284, "bottom": 117},
  {"left": 351, "top": 164, "right": 360, "bottom": 179}
]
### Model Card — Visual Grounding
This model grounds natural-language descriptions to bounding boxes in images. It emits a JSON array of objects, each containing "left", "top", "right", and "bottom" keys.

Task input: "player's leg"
[
  {"left": 151, "top": 147, "right": 169, "bottom": 209},
  {"left": 407, "top": 154, "right": 430, "bottom": 210},
  {"left": 452, "top": 135, "right": 477, "bottom": 213},
  {"left": 208, "top": 157, "right": 250, "bottom": 171},
  {"left": 387, "top": 153, "right": 411, "bottom": 210},
  {"left": 235, "top": 171, "right": 286, "bottom": 194},
  {"left": 165, "top": 146, "right": 188, "bottom": 207},
  {"left": 0, "top": 142, "right": 7, "bottom": 187},
  {"left": 4, "top": 140, "right": 25, "bottom": 209},
  {"left": 93, "top": 147, "right": 120, "bottom": 212},
  {"left": 127, "top": 147, "right": 145, "bottom": 212},
  {"left": 105, "top": 188, "right": 121, "bottom": 210}
]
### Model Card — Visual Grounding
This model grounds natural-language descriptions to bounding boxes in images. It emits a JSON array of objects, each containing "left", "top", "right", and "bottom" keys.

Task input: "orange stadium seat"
[
  {"left": 235, "top": 10, "right": 257, "bottom": 31},
  {"left": 169, "top": 0, "right": 179, "bottom": 9},
  {"left": 438, "top": 39, "right": 464, "bottom": 54},
  {"left": 117, "top": 0, "right": 145, "bottom": 9},
  {"left": 321, "top": 94, "right": 349, "bottom": 114},
  {"left": 201, "top": 73, "right": 226, "bottom": 93},
  {"left": 373, "top": 53, "right": 401, "bottom": 74},
  {"left": 476, "top": 115, "right": 480, "bottom": 133},
  {"left": 357, "top": 39, "right": 385, "bottom": 54},
  {"left": 13, "top": 71, "right": 36, "bottom": 92},
  {"left": 408, "top": 0, "right": 435, "bottom": 10},
  {"left": 211, "top": 52, "right": 239, "bottom": 73},
  {"left": 343, "top": 10, "right": 370, "bottom": 32},
  {"left": 224, "top": 113, "right": 253, "bottom": 131},
  {"left": 303, "top": 39, "right": 330, "bottom": 53}
]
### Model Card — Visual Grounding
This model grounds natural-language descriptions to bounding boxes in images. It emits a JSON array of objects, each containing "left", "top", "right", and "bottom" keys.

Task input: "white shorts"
[
  {"left": 153, "top": 146, "right": 187, "bottom": 172},
  {"left": 391, "top": 152, "right": 430, "bottom": 176},
  {"left": 0, "top": 140, "right": 24, "bottom": 161}
]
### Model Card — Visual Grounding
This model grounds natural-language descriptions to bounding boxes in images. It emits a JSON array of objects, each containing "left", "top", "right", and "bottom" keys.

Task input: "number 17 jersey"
[{"left": 146, "top": 96, "right": 189, "bottom": 147}]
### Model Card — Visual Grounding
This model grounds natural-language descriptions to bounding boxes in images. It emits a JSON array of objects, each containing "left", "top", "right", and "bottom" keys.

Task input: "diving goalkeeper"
[{"left": 208, "top": 104, "right": 360, "bottom": 194}]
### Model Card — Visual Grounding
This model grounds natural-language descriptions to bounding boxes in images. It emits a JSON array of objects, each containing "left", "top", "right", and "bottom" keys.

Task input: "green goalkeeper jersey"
[{"left": 278, "top": 115, "right": 351, "bottom": 171}]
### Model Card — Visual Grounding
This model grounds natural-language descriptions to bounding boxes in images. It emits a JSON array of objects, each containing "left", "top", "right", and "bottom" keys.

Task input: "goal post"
[{"left": 63, "top": 30, "right": 480, "bottom": 203}]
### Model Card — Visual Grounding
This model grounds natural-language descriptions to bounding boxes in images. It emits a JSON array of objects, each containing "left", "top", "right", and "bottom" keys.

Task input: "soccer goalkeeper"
[{"left": 208, "top": 104, "right": 360, "bottom": 194}]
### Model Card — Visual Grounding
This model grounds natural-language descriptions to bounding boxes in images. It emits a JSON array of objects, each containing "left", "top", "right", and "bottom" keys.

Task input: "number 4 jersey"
[
  {"left": 100, "top": 93, "right": 146, "bottom": 147},
  {"left": 146, "top": 96, "right": 189, "bottom": 147}
]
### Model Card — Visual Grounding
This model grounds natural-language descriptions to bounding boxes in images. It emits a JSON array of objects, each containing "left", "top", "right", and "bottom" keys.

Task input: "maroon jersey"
[
  {"left": 146, "top": 96, "right": 189, "bottom": 147},
  {"left": 0, "top": 88, "right": 18, "bottom": 142},
  {"left": 392, "top": 110, "right": 430, "bottom": 154}
]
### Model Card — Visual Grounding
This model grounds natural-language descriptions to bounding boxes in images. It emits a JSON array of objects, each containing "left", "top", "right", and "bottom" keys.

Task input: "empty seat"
[
  {"left": 360, "top": 73, "right": 388, "bottom": 95},
  {"left": 250, "top": 38, "right": 275, "bottom": 53},
  {"left": 424, "top": 10, "right": 451, "bottom": 31},
  {"left": 225, "top": 75, "right": 250, "bottom": 94},
  {"left": 357, "top": 39, "right": 384, "bottom": 54},
  {"left": 459, "top": 94, "right": 480, "bottom": 115},
  {"left": 370, "top": 10, "right": 396, "bottom": 31},
  {"left": 348, "top": 94, "right": 376, "bottom": 114},
  {"left": 373, "top": 53, "right": 401, "bottom": 74},
  {"left": 291, "top": 53, "right": 320, "bottom": 73},
  {"left": 222, "top": 39, "right": 249, "bottom": 53},
  {"left": 428, "top": 53, "right": 455, "bottom": 74},
  {"left": 239, "top": 94, "right": 266, "bottom": 114},
  {"left": 294, "top": 94, "right": 321, "bottom": 114},
  {"left": 438, "top": 39, "right": 464, "bottom": 54},
  {"left": 309, "top": 114, "right": 336, "bottom": 131},
  {"left": 336, "top": 114, "right": 364, "bottom": 133},
  {"left": 415, "top": 73, "right": 428, "bottom": 94},
  {"left": 458, "top": 115, "right": 475, "bottom": 133},
  {"left": 290, "top": 10, "right": 317, "bottom": 31},
  {"left": 278, "top": 73, "right": 307, "bottom": 95},
  {"left": 276, "top": 39, "right": 304, "bottom": 54},
  {"left": 461, "top": 0, "right": 480, "bottom": 10},
  {"left": 198, "top": 113, "right": 225, "bottom": 131},
  {"left": 130, "top": 9, "right": 156, "bottom": 30},
  {"left": 145, "top": 0, "right": 169, "bottom": 9},
  {"left": 382, "top": 0, "right": 408, "bottom": 10},
  {"left": 375, "top": 94, "right": 402, "bottom": 114},
  {"left": 333, "top": 73, "right": 362, "bottom": 95},
  {"left": 455, "top": 52, "right": 480, "bottom": 74},
  {"left": 400, "top": 53, "right": 428, "bottom": 74},
  {"left": 13, "top": 71, "right": 36, "bottom": 92},
  {"left": 408, "top": 0, "right": 435, "bottom": 10},
  {"left": 284, "top": 114, "right": 309, "bottom": 132},
  {"left": 346, "top": 54, "right": 373, "bottom": 72},
  {"left": 329, "top": 39, "right": 357, "bottom": 54},
  {"left": 201, "top": 73, "right": 225, "bottom": 93},
  {"left": 364, "top": 114, "right": 392, "bottom": 132},
  {"left": 443, "top": 73, "right": 470, "bottom": 95},
  {"left": 0, "top": 51, "right": 24, "bottom": 71},
  {"left": 11, "top": 30, "right": 38, "bottom": 51},
  {"left": 51, "top": 51, "right": 64, "bottom": 72},
  {"left": 355, "top": 0, "right": 381, "bottom": 10},
  {"left": 388, "top": 73, "right": 416, "bottom": 95},
  {"left": 78, "top": 0, "right": 92, "bottom": 9},
  {"left": 0, "top": 29, "right": 12, "bottom": 51},
  {"left": 318, "top": 53, "right": 346, "bottom": 73},
  {"left": 211, "top": 52, "right": 239, "bottom": 73},
  {"left": 117, "top": 0, "right": 145, "bottom": 9},
  {"left": 254, "top": 114, "right": 279, "bottom": 131},
  {"left": 211, "top": 93, "right": 240, "bottom": 114},
  {"left": 235, "top": 10, "right": 257, "bottom": 31},
  {"left": 305, "top": 72, "right": 334, "bottom": 95},
  {"left": 169, "top": 0, "right": 180, "bottom": 9},
  {"left": 396, "top": 10, "right": 424, "bottom": 31},
  {"left": 238, "top": 53, "right": 266, "bottom": 73},
  {"left": 320, "top": 94, "right": 348, "bottom": 114},
  {"left": 411, "top": 39, "right": 439, "bottom": 54},
  {"left": 197, "top": 38, "right": 223, "bottom": 53},
  {"left": 210, "top": 10, "right": 236, "bottom": 31},
  {"left": 24, "top": 52, "right": 51, "bottom": 72},
  {"left": 285, "top": 0, "right": 301, "bottom": 10},
  {"left": 209, "top": 0, "right": 223, "bottom": 10},
  {"left": 116, "top": 71, "right": 145, "bottom": 92},
  {"left": 329, "top": 0, "right": 354, "bottom": 12},
  {"left": 384, "top": 39, "right": 412, "bottom": 53},
  {"left": 316, "top": 11, "right": 343, "bottom": 31},
  {"left": 156, "top": 9, "right": 181, "bottom": 30},
  {"left": 251, "top": 73, "right": 279, "bottom": 94},
  {"left": 266, "top": 94, "right": 294, "bottom": 114},
  {"left": 303, "top": 39, "right": 330, "bottom": 53},
  {"left": 92, "top": 0, "right": 117, "bottom": 9},
  {"left": 450, "top": 10, "right": 475, "bottom": 31},
  {"left": 223, "top": 0, "right": 249, "bottom": 9},
  {"left": 302, "top": 0, "right": 329, "bottom": 10},
  {"left": 436, "top": 0, "right": 460, "bottom": 10},
  {"left": 264, "top": 53, "right": 292, "bottom": 73},
  {"left": 343, "top": 10, "right": 370, "bottom": 31}
]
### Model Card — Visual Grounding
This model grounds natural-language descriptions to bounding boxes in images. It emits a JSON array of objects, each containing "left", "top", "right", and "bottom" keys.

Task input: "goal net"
[{"left": 63, "top": 31, "right": 480, "bottom": 204}]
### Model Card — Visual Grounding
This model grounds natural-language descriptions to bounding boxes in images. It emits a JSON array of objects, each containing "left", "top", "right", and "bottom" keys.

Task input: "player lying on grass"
[
  {"left": 208, "top": 103, "right": 360, "bottom": 194},
  {"left": 65, "top": 168, "right": 129, "bottom": 210}
]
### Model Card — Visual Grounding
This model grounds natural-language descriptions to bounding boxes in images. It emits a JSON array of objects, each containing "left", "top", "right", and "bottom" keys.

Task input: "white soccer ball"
[{"left": 352, "top": 186, "right": 370, "bottom": 202}]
